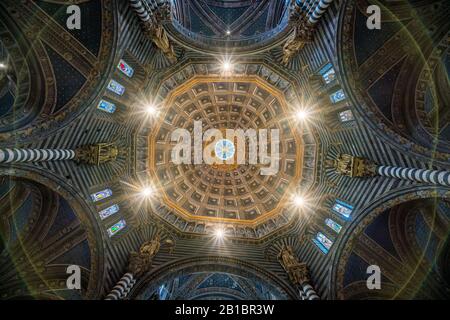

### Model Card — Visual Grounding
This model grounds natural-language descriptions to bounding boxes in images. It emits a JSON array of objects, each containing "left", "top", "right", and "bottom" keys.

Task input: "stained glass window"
[
  {"left": 325, "top": 218, "right": 342, "bottom": 233},
  {"left": 332, "top": 199, "right": 353, "bottom": 219},
  {"left": 313, "top": 232, "right": 333, "bottom": 254},
  {"left": 330, "top": 89, "right": 346, "bottom": 104},
  {"left": 319, "top": 63, "right": 336, "bottom": 84},
  {"left": 90, "top": 188, "right": 113, "bottom": 202},
  {"left": 97, "top": 100, "right": 116, "bottom": 113},
  {"left": 107, "top": 80, "right": 125, "bottom": 96},
  {"left": 117, "top": 59, "right": 134, "bottom": 77},
  {"left": 339, "top": 110, "right": 354, "bottom": 122},
  {"left": 99, "top": 204, "right": 119, "bottom": 220},
  {"left": 107, "top": 219, "right": 126, "bottom": 237}
]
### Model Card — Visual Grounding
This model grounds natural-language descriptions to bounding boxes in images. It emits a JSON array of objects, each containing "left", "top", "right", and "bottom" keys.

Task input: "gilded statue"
[
  {"left": 278, "top": 245, "right": 310, "bottom": 285},
  {"left": 282, "top": 23, "right": 314, "bottom": 65},
  {"left": 75, "top": 143, "right": 119, "bottom": 165},
  {"left": 329, "top": 154, "right": 377, "bottom": 177},
  {"left": 127, "top": 235, "right": 161, "bottom": 277},
  {"left": 144, "top": 24, "right": 177, "bottom": 64}
]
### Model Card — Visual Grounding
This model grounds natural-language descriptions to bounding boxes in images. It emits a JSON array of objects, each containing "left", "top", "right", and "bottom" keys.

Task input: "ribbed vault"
[{"left": 166, "top": 0, "right": 292, "bottom": 53}]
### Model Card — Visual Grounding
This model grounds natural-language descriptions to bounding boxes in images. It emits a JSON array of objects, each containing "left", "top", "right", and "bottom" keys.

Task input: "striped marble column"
[
  {"left": 0, "top": 149, "right": 76, "bottom": 163},
  {"left": 301, "top": 281, "right": 320, "bottom": 300},
  {"left": 298, "top": 287, "right": 306, "bottom": 300},
  {"left": 308, "top": 0, "right": 334, "bottom": 25},
  {"left": 129, "top": 0, "right": 151, "bottom": 22},
  {"left": 105, "top": 273, "right": 136, "bottom": 300},
  {"left": 377, "top": 166, "right": 450, "bottom": 187}
]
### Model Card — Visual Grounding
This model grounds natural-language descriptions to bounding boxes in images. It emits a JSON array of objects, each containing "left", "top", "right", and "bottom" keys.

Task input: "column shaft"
[
  {"left": 301, "top": 282, "right": 320, "bottom": 300},
  {"left": 129, "top": 0, "right": 151, "bottom": 22},
  {"left": 377, "top": 166, "right": 450, "bottom": 187},
  {"left": 0, "top": 149, "right": 76, "bottom": 163},
  {"left": 105, "top": 273, "right": 136, "bottom": 300},
  {"left": 308, "top": 0, "right": 334, "bottom": 25}
]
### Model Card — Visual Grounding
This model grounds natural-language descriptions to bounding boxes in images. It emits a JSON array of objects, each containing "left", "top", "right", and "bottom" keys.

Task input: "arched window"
[
  {"left": 90, "top": 188, "right": 113, "bottom": 202},
  {"left": 97, "top": 100, "right": 116, "bottom": 113},
  {"left": 332, "top": 199, "right": 353, "bottom": 219},
  {"left": 107, "top": 80, "right": 125, "bottom": 96},
  {"left": 98, "top": 204, "right": 119, "bottom": 220},
  {"left": 319, "top": 63, "right": 336, "bottom": 84},
  {"left": 325, "top": 218, "right": 342, "bottom": 233},
  {"left": 117, "top": 59, "right": 134, "bottom": 78},
  {"left": 313, "top": 232, "right": 333, "bottom": 254},
  {"left": 107, "top": 219, "right": 126, "bottom": 237},
  {"left": 330, "top": 89, "right": 346, "bottom": 104}
]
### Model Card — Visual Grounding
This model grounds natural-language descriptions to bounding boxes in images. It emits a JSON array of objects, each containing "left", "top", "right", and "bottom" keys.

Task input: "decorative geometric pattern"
[{"left": 149, "top": 76, "right": 303, "bottom": 223}]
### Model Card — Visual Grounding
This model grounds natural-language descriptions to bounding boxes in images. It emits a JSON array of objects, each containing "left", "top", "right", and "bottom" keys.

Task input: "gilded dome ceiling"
[
  {"left": 149, "top": 76, "right": 303, "bottom": 223},
  {"left": 137, "top": 63, "right": 317, "bottom": 238}
]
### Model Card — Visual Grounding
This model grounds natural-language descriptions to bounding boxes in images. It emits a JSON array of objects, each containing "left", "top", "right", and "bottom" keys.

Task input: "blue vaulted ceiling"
[{"left": 171, "top": 0, "right": 289, "bottom": 40}]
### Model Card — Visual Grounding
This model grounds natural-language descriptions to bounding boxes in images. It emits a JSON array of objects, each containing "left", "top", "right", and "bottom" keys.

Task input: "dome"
[{"left": 167, "top": 0, "right": 292, "bottom": 53}]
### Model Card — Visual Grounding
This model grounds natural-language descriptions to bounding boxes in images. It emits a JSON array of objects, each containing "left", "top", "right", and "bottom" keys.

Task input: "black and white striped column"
[
  {"left": 0, "top": 149, "right": 76, "bottom": 163},
  {"left": 377, "top": 166, "right": 450, "bottom": 187},
  {"left": 129, "top": 0, "right": 151, "bottom": 22},
  {"left": 105, "top": 273, "right": 136, "bottom": 300},
  {"left": 308, "top": 0, "right": 334, "bottom": 25},
  {"left": 301, "top": 281, "right": 320, "bottom": 300},
  {"left": 298, "top": 287, "right": 306, "bottom": 300}
]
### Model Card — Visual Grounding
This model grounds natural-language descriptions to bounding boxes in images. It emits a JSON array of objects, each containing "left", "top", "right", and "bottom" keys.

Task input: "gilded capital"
[
  {"left": 332, "top": 154, "right": 377, "bottom": 177},
  {"left": 75, "top": 143, "right": 119, "bottom": 165}
]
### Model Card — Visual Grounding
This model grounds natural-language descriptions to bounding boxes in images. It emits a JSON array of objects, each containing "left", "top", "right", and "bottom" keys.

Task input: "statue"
[
  {"left": 282, "top": 23, "right": 314, "bottom": 65},
  {"left": 75, "top": 143, "right": 119, "bottom": 165},
  {"left": 143, "top": 24, "right": 177, "bottom": 64},
  {"left": 277, "top": 245, "right": 310, "bottom": 285},
  {"left": 335, "top": 153, "right": 353, "bottom": 176},
  {"left": 329, "top": 154, "right": 377, "bottom": 177},
  {"left": 127, "top": 235, "right": 161, "bottom": 278},
  {"left": 138, "top": 0, "right": 176, "bottom": 64}
]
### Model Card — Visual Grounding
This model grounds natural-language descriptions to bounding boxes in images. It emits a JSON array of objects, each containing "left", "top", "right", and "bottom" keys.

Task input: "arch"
[
  {"left": 336, "top": 0, "right": 450, "bottom": 165},
  {"left": 129, "top": 256, "right": 298, "bottom": 300},
  {"left": 0, "top": 12, "right": 49, "bottom": 133},
  {"left": 0, "top": 166, "right": 106, "bottom": 299},
  {"left": 167, "top": 0, "right": 292, "bottom": 55},
  {"left": 329, "top": 185, "right": 450, "bottom": 299},
  {"left": 0, "top": 0, "right": 119, "bottom": 143}
]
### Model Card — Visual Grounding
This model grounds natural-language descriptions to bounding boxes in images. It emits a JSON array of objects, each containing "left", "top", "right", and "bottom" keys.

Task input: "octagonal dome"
[{"left": 136, "top": 63, "right": 317, "bottom": 239}]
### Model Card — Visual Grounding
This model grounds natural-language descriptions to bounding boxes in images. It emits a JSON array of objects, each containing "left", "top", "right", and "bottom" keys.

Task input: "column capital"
[
  {"left": 327, "top": 153, "right": 378, "bottom": 177},
  {"left": 75, "top": 143, "right": 118, "bottom": 165}
]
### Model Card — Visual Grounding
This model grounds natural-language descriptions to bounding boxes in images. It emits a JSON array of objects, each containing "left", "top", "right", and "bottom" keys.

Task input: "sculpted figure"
[
  {"left": 127, "top": 235, "right": 161, "bottom": 277},
  {"left": 278, "top": 245, "right": 310, "bottom": 285}
]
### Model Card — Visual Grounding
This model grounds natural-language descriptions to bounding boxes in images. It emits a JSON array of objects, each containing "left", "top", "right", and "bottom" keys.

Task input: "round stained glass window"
[{"left": 215, "top": 139, "right": 235, "bottom": 161}]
